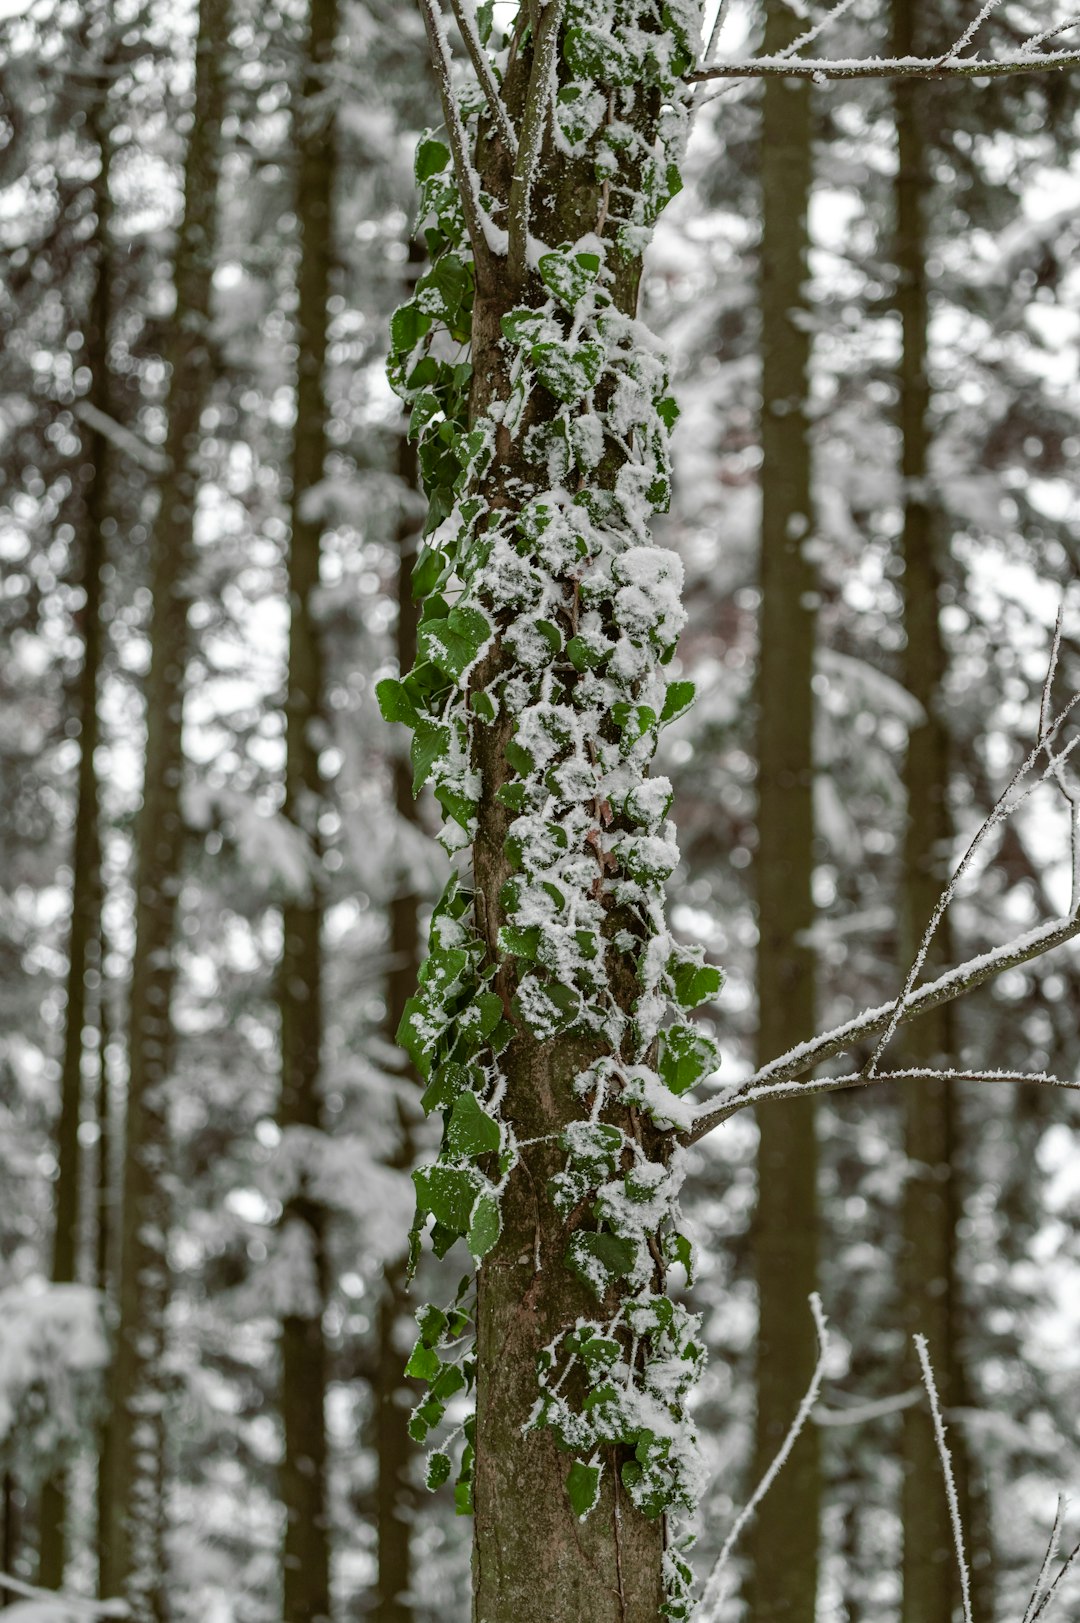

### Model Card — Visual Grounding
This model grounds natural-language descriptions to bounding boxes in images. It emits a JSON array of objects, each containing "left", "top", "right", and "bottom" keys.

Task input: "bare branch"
[
  {"left": 688, "top": 48, "right": 1080, "bottom": 83},
  {"left": 449, "top": 0, "right": 518, "bottom": 154},
  {"left": 915, "top": 1336, "right": 974, "bottom": 1623},
  {"left": 698, "top": 1296, "right": 831, "bottom": 1622},
  {"left": 1040, "top": 602, "right": 1065, "bottom": 743},
  {"left": 507, "top": 0, "right": 565, "bottom": 287},
  {"left": 0, "top": 1571, "right": 128, "bottom": 1617},
  {"left": 1031, "top": 1535, "right": 1080, "bottom": 1621},
  {"left": 686, "top": 911, "right": 1080, "bottom": 1142},
  {"left": 417, "top": 0, "right": 492, "bottom": 262}
]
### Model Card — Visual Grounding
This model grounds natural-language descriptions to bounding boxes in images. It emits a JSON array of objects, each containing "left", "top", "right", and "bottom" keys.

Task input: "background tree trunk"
[
  {"left": 748, "top": 3, "right": 821, "bottom": 1618},
  {"left": 38, "top": 53, "right": 112, "bottom": 1591},
  {"left": 101, "top": 2, "right": 228, "bottom": 1613},
  {"left": 277, "top": 2, "right": 338, "bottom": 1617},
  {"left": 892, "top": 10, "right": 978, "bottom": 1619}
]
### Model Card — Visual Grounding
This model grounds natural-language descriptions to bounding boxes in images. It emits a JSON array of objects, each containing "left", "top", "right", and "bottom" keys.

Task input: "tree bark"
[
  {"left": 747, "top": 4, "right": 821, "bottom": 1619},
  {"left": 277, "top": 2, "right": 338, "bottom": 1618},
  {"left": 892, "top": 9, "right": 978, "bottom": 1620},
  {"left": 100, "top": 3, "right": 228, "bottom": 1614},
  {"left": 38, "top": 50, "right": 112, "bottom": 1592}
]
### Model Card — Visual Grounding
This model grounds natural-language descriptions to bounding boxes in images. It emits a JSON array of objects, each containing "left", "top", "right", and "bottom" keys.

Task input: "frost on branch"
[{"left": 377, "top": 1, "right": 717, "bottom": 1615}]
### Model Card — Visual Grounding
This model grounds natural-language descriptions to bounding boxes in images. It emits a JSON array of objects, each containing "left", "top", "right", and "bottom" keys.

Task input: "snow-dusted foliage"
[{"left": 378, "top": 2, "right": 718, "bottom": 1613}]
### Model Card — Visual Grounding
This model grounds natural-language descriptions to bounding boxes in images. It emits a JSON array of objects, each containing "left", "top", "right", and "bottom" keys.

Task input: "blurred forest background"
[{"left": 2, "top": 0, "right": 1080, "bottom": 1619}]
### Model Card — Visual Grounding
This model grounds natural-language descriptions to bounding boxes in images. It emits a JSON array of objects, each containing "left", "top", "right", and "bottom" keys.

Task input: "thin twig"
[
  {"left": 813, "top": 1386, "right": 923, "bottom": 1426},
  {"left": 939, "top": 0, "right": 1008, "bottom": 64},
  {"left": 449, "top": 0, "right": 518, "bottom": 153},
  {"left": 866, "top": 688, "right": 1080, "bottom": 1077},
  {"left": 1030, "top": 1536, "right": 1080, "bottom": 1621},
  {"left": 1023, "top": 1496, "right": 1067, "bottom": 1623},
  {"left": 507, "top": 0, "right": 565, "bottom": 286},
  {"left": 417, "top": 0, "right": 493, "bottom": 262},
  {"left": 914, "top": 1335, "right": 974, "bottom": 1623},
  {"left": 1040, "top": 603, "right": 1066, "bottom": 742},
  {"left": 698, "top": 1296, "right": 831, "bottom": 1622},
  {"left": 687, "top": 48, "right": 1080, "bottom": 82}
]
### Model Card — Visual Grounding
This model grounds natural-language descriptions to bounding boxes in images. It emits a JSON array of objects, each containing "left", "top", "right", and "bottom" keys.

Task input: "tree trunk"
[
  {"left": 277, "top": 2, "right": 338, "bottom": 1618},
  {"left": 387, "top": 8, "right": 710, "bottom": 1620},
  {"left": 748, "top": 4, "right": 820, "bottom": 1619},
  {"left": 38, "top": 53, "right": 112, "bottom": 1593},
  {"left": 892, "top": 12, "right": 976, "bottom": 1620},
  {"left": 100, "top": 3, "right": 228, "bottom": 1613}
]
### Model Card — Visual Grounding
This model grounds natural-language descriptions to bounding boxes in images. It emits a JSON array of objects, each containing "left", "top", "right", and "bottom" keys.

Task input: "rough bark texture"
[
  {"left": 277, "top": 2, "right": 338, "bottom": 1618},
  {"left": 38, "top": 64, "right": 112, "bottom": 1591},
  {"left": 100, "top": 3, "right": 227, "bottom": 1612},
  {"left": 747, "top": 4, "right": 821, "bottom": 1619},
  {"left": 892, "top": 11, "right": 977, "bottom": 1618}
]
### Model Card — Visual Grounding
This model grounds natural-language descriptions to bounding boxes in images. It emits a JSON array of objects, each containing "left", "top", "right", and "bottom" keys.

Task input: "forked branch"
[
  {"left": 507, "top": 0, "right": 565, "bottom": 286},
  {"left": 417, "top": 0, "right": 492, "bottom": 262},
  {"left": 689, "top": 48, "right": 1080, "bottom": 82}
]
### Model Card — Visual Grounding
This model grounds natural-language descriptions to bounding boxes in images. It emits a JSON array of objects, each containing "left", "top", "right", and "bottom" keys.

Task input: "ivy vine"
[{"left": 379, "top": 3, "right": 715, "bottom": 1616}]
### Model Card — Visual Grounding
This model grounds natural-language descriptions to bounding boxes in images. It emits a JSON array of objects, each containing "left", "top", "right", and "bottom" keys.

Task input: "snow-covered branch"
[
  {"left": 0, "top": 1571, "right": 128, "bottom": 1617},
  {"left": 687, "top": 911, "right": 1080, "bottom": 1142},
  {"left": 417, "top": 0, "right": 493, "bottom": 262},
  {"left": 688, "top": 47, "right": 1080, "bottom": 82}
]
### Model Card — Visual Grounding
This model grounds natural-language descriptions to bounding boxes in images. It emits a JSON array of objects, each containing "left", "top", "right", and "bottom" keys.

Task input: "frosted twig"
[
  {"left": 1030, "top": 1535, "right": 1080, "bottom": 1621},
  {"left": 449, "top": 0, "right": 518, "bottom": 153},
  {"left": 1039, "top": 603, "right": 1065, "bottom": 743},
  {"left": 701, "top": 0, "right": 732, "bottom": 68},
  {"left": 939, "top": 0, "right": 1007, "bottom": 63},
  {"left": 687, "top": 909, "right": 1080, "bottom": 1142},
  {"left": 688, "top": 48, "right": 1080, "bottom": 82},
  {"left": 1023, "top": 1496, "right": 1067, "bottom": 1623},
  {"left": 417, "top": 0, "right": 492, "bottom": 262},
  {"left": 779, "top": 0, "right": 865, "bottom": 61},
  {"left": 0, "top": 1572, "right": 128, "bottom": 1616},
  {"left": 507, "top": 0, "right": 565, "bottom": 286},
  {"left": 866, "top": 688, "right": 1080, "bottom": 1078},
  {"left": 1022, "top": 12, "right": 1080, "bottom": 55},
  {"left": 914, "top": 1335, "right": 974, "bottom": 1623},
  {"left": 698, "top": 1295, "right": 830, "bottom": 1621}
]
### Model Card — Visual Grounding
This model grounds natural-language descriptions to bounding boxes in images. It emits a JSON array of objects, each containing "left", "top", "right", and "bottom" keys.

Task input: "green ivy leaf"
[
  {"left": 566, "top": 1231, "right": 638, "bottom": 1296},
  {"left": 446, "top": 1092, "right": 501, "bottom": 1158},
  {"left": 467, "top": 1192, "right": 502, "bottom": 1260},
  {"left": 660, "top": 681, "right": 695, "bottom": 726},
  {"left": 418, "top": 604, "right": 492, "bottom": 682},
  {"left": 665, "top": 1231, "right": 694, "bottom": 1285},
  {"left": 405, "top": 1341, "right": 441, "bottom": 1381},
  {"left": 658, "top": 1024, "right": 720, "bottom": 1095},
  {"left": 375, "top": 677, "right": 418, "bottom": 726},
  {"left": 566, "top": 1459, "right": 602, "bottom": 1520},
  {"left": 391, "top": 302, "right": 432, "bottom": 353},
  {"left": 413, "top": 1165, "right": 483, "bottom": 1236},
  {"left": 411, "top": 720, "right": 449, "bottom": 795},
  {"left": 668, "top": 957, "right": 724, "bottom": 1010},
  {"left": 426, "top": 1450, "right": 452, "bottom": 1489}
]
